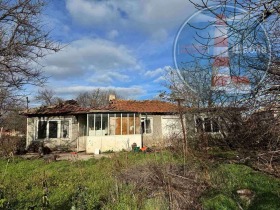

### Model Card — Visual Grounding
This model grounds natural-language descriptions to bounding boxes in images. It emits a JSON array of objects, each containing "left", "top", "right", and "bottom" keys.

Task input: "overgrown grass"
[
  {"left": 202, "top": 164, "right": 280, "bottom": 210},
  {"left": 207, "top": 147, "right": 239, "bottom": 159},
  {"left": 0, "top": 150, "right": 279, "bottom": 209},
  {"left": 0, "top": 151, "right": 177, "bottom": 209}
]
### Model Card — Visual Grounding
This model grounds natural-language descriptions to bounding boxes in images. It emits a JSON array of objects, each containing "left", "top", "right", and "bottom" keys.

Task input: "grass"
[
  {"left": 207, "top": 147, "right": 239, "bottom": 159},
  {"left": 202, "top": 164, "right": 280, "bottom": 210},
  {"left": 0, "top": 151, "right": 177, "bottom": 209},
  {"left": 0, "top": 150, "right": 279, "bottom": 209}
]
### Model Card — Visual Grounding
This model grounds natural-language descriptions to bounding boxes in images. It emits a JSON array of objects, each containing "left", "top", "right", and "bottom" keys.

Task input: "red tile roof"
[
  {"left": 24, "top": 99, "right": 178, "bottom": 115},
  {"left": 107, "top": 100, "right": 178, "bottom": 113}
]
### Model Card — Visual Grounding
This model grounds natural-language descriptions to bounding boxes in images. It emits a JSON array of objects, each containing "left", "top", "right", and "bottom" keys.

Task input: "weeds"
[
  {"left": 118, "top": 162, "right": 208, "bottom": 209},
  {"left": 0, "top": 136, "right": 26, "bottom": 157},
  {"left": 0, "top": 150, "right": 279, "bottom": 209},
  {"left": 204, "top": 164, "right": 280, "bottom": 209}
]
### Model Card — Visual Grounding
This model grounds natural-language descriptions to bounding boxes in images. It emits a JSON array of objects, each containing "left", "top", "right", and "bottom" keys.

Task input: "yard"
[{"left": 0, "top": 150, "right": 279, "bottom": 209}]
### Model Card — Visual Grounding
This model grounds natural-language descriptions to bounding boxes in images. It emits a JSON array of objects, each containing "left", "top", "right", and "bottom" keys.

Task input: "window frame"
[
  {"left": 87, "top": 113, "right": 140, "bottom": 136},
  {"left": 36, "top": 118, "right": 72, "bottom": 140},
  {"left": 141, "top": 117, "right": 153, "bottom": 134},
  {"left": 194, "top": 115, "right": 220, "bottom": 134}
]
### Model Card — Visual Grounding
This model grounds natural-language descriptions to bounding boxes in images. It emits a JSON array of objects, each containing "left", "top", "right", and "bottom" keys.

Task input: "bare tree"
[
  {"left": 185, "top": 0, "right": 280, "bottom": 112},
  {"left": 1, "top": 105, "right": 26, "bottom": 134},
  {"left": 161, "top": 66, "right": 210, "bottom": 108},
  {"left": 35, "top": 88, "right": 63, "bottom": 106},
  {"left": 0, "top": 0, "right": 61, "bottom": 107},
  {"left": 0, "top": 88, "right": 24, "bottom": 115},
  {"left": 166, "top": 1, "right": 280, "bottom": 169},
  {"left": 189, "top": 0, "right": 280, "bottom": 76},
  {"left": 76, "top": 89, "right": 122, "bottom": 108},
  {"left": 171, "top": 0, "right": 280, "bottom": 110}
]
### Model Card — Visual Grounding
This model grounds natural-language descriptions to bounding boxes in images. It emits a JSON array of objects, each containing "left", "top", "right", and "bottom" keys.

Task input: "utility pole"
[
  {"left": 26, "top": 97, "right": 29, "bottom": 110},
  {"left": 174, "top": 98, "right": 187, "bottom": 155}
]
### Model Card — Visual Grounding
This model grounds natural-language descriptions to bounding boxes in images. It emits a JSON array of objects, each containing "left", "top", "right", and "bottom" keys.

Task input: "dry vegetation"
[
  {"left": 0, "top": 150, "right": 279, "bottom": 209},
  {"left": 118, "top": 162, "right": 208, "bottom": 209}
]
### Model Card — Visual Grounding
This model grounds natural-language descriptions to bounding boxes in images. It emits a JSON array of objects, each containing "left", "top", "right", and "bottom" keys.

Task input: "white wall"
[
  {"left": 77, "top": 136, "right": 87, "bottom": 152},
  {"left": 85, "top": 134, "right": 142, "bottom": 153},
  {"left": 161, "top": 115, "right": 183, "bottom": 139}
]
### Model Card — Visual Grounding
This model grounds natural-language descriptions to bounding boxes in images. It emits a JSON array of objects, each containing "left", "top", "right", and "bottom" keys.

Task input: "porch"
[{"left": 77, "top": 112, "right": 143, "bottom": 153}]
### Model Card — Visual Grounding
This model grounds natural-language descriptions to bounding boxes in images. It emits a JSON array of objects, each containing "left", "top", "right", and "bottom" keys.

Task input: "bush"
[
  {"left": 27, "top": 141, "right": 51, "bottom": 155},
  {"left": 224, "top": 112, "right": 280, "bottom": 150},
  {"left": 0, "top": 135, "right": 26, "bottom": 157}
]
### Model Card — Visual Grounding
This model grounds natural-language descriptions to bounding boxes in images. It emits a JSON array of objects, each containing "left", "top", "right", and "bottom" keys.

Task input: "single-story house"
[
  {"left": 24, "top": 97, "right": 244, "bottom": 153},
  {"left": 24, "top": 99, "right": 184, "bottom": 153}
]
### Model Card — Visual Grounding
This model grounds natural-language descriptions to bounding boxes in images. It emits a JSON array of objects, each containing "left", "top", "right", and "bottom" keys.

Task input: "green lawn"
[{"left": 0, "top": 151, "right": 279, "bottom": 209}]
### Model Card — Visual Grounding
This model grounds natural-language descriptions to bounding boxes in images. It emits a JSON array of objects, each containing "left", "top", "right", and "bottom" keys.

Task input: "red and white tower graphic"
[{"left": 212, "top": 15, "right": 250, "bottom": 93}]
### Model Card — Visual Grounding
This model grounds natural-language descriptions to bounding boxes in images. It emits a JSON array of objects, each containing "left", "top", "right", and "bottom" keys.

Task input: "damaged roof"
[
  {"left": 24, "top": 99, "right": 178, "bottom": 116},
  {"left": 24, "top": 100, "right": 90, "bottom": 116}
]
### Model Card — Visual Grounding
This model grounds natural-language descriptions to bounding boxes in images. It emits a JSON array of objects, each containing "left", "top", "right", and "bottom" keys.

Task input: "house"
[
  {"left": 24, "top": 97, "right": 246, "bottom": 153},
  {"left": 24, "top": 99, "right": 181, "bottom": 153}
]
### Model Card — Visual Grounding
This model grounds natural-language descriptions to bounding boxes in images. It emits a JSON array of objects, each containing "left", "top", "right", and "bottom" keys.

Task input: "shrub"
[
  {"left": 27, "top": 141, "right": 51, "bottom": 155},
  {"left": 0, "top": 135, "right": 26, "bottom": 157}
]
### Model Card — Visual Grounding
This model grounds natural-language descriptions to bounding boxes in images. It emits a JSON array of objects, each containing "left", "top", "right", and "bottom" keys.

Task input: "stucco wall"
[
  {"left": 77, "top": 115, "right": 87, "bottom": 136},
  {"left": 85, "top": 134, "right": 141, "bottom": 153},
  {"left": 142, "top": 114, "right": 184, "bottom": 147},
  {"left": 26, "top": 115, "right": 79, "bottom": 150},
  {"left": 142, "top": 115, "right": 163, "bottom": 147},
  {"left": 26, "top": 117, "right": 35, "bottom": 147},
  {"left": 162, "top": 115, "right": 183, "bottom": 138}
]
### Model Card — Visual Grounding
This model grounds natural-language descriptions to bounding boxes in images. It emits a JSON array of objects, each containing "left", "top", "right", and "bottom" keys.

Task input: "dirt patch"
[{"left": 19, "top": 152, "right": 112, "bottom": 161}]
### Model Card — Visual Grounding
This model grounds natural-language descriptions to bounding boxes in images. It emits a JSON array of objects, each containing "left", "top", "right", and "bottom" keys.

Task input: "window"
[
  {"left": 49, "top": 121, "right": 58, "bottom": 138},
  {"left": 195, "top": 116, "right": 220, "bottom": 133},
  {"left": 102, "top": 114, "right": 108, "bottom": 135},
  {"left": 212, "top": 119, "right": 219, "bottom": 132},
  {"left": 128, "top": 114, "right": 135, "bottom": 135},
  {"left": 204, "top": 118, "right": 212, "bottom": 133},
  {"left": 38, "top": 121, "right": 47, "bottom": 139},
  {"left": 135, "top": 115, "right": 141, "bottom": 134},
  {"left": 88, "top": 113, "right": 140, "bottom": 136},
  {"left": 95, "top": 114, "right": 102, "bottom": 130},
  {"left": 89, "top": 114, "right": 108, "bottom": 136},
  {"left": 115, "top": 114, "right": 122, "bottom": 135},
  {"left": 195, "top": 118, "right": 203, "bottom": 132},
  {"left": 37, "top": 119, "right": 71, "bottom": 139},
  {"left": 61, "top": 120, "right": 69, "bottom": 138},
  {"left": 109, "top": 114, "right": 116, "bottom": 135},
  {"left": 141, "top": 117, "right": 152, "bottom": 134},
  {"left": 122, "top": 114, "right": 128, "bottom": 135}
]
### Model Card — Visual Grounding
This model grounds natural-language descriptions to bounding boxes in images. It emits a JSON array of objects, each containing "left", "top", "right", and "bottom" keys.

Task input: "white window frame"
[
  {"left": 36, "top": 118, "right": 72, "bottom": 140},
  {"left": 141, "top": 117, "right": 153, "bottom": 134},
  {"left": 88, "top": 113, "right": 139, "bottom": 136},
  {"left": 194, "top": 115, "right": 220, "bottom": 134}
]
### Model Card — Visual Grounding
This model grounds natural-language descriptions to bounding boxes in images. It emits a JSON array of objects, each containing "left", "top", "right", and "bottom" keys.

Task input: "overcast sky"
[{"left": 26, "top": 0, "right": 199, "bottom": 104}]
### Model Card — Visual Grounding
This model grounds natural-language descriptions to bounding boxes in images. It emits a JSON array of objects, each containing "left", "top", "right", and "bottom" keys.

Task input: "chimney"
[{"left": 109, "top": 94, "right": 116, "bottom": 101}]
